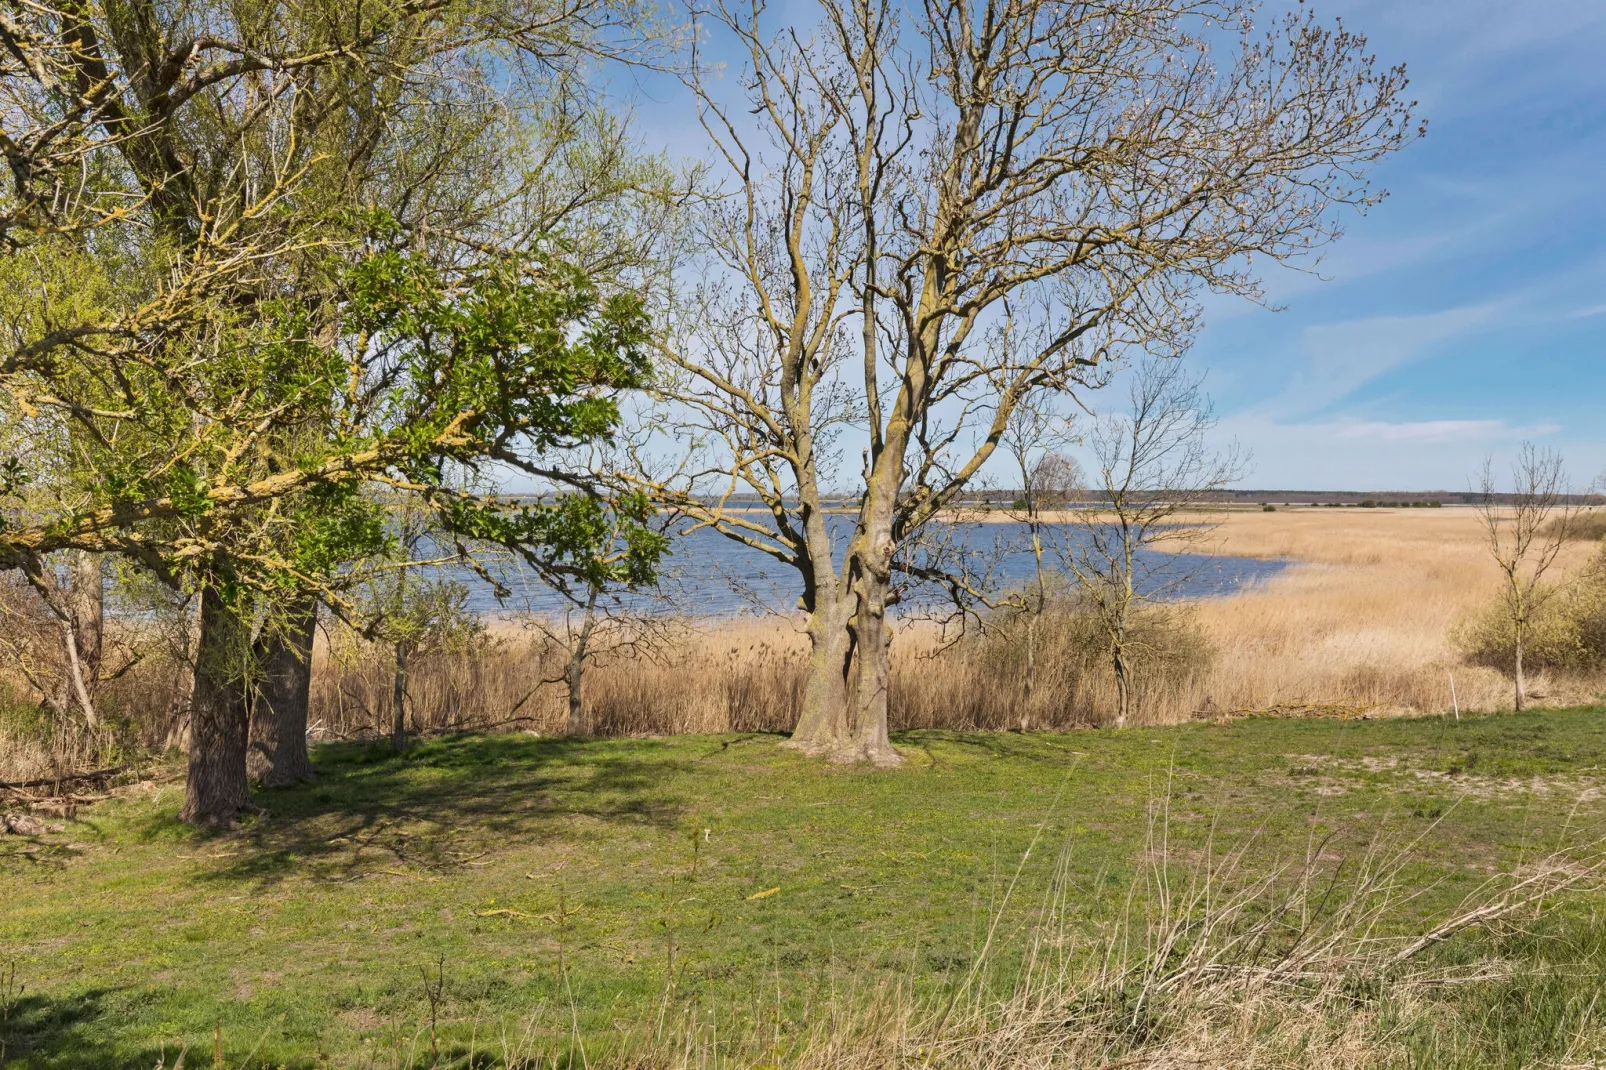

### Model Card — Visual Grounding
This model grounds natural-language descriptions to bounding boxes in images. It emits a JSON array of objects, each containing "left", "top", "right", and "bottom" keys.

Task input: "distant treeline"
[{"left": 684, "top": 490, "right": 1606, "bottom": 509}]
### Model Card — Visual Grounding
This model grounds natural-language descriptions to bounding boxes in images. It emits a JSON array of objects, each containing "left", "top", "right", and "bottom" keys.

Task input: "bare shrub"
[
  {"left": 895, "top": 595, "right": 1214, "bottom": 731},
  {"left": 1544, "top": 509, "right": 1606, "bottom": 542},
  {"left": 1472, "top": 444, "right": 1575, "bottom": 711}
]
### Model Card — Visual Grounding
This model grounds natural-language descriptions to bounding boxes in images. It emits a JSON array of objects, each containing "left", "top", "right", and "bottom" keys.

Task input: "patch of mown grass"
[{"left": 5, "top": 709, "right": 1606, "bottom": 1067}]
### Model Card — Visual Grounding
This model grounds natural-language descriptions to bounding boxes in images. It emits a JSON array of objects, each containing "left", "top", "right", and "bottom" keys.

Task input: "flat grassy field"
[{"left": 7, "top": 709, "right": 1606, "bottom": 1067}]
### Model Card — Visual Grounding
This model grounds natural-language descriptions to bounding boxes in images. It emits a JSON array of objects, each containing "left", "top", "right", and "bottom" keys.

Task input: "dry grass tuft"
[{"left": 335, "top": 809, "right": 1606, "bottom": 1069}]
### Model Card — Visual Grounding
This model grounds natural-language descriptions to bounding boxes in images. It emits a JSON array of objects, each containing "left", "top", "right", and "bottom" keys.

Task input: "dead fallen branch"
[{"left": 0, "top": 765, "right": 128, "bottom": 791}]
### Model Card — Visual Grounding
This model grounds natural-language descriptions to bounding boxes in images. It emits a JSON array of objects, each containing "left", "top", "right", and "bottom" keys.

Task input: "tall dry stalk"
[{"left": 291, "top": 808, "right": 1606, "bottom": 1070}]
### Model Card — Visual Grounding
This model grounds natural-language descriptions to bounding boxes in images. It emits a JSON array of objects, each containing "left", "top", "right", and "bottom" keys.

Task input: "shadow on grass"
[
  {"left": 196, "top": 733, "right": 695, "bottom": 890},
  {"left": 894, "top": 728, "right": 1092, "bottom": 768},
  {"left": 0, "top": 986, "right": 173, "bottom": 1070}
]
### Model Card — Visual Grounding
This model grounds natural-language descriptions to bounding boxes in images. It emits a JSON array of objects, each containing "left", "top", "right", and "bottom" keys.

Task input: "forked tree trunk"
[
  {"left": 50, "top": 550, "right": 105, "bottom": 725},
  {"left": 181, "top": 585, "right": 255, "bottom": 826},
  {"left": 248, "top": 597, "right": 318, "bottom": 787},
  {"left": 787, "top": 528, "right": 903, "bottom": 764}
]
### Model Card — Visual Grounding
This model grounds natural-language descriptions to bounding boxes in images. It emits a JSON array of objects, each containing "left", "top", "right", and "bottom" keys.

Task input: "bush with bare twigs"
[{"left": 1456, "top": 544, "right": 1606, "bottom": 678}]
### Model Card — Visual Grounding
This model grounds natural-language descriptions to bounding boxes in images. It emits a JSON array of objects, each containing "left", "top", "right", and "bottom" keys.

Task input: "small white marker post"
[{"left": 1448, "top": 671, "right": 1460, "bottom": 722}]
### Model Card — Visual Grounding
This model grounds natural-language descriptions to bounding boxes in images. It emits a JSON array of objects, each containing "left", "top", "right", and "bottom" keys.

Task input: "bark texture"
[
  {"left": 391, "top": 641, "right": 410, "bottom": 753},
  {"left": 181, "top": 586, "right": 255, "bottom": 826},
  {"left": 248, "top": 597, "right": 318, "bottom": 787},
  {"left": 787, "top": 604, "right": 852, "bottom": 752}
]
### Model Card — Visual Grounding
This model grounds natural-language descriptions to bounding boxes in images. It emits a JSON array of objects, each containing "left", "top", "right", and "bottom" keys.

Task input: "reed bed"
[
  {"left": 9, "top": 508, "right": 1606, "bottom": 780},
  {"left": 302, "top": 509, "right": 1606, "bottom": 742},
  {"left": 1188, "top": 506, "right": 1606, "bottom": 717}
]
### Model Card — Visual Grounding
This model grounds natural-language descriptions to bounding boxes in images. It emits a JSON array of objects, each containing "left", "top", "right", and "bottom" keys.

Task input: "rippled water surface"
[{"left": 467, "top": 517, "right": 1286, "bottom": 617}]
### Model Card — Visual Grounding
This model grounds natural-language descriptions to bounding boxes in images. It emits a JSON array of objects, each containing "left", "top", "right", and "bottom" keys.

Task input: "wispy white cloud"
[
  {"left": 1208, "top": 414, "right": 1580, "bottom": 489},
  {"left": 1254, "top": 302, "right": 1505, "bottom": 419},
  {"left": 1332, "top": 419, "right": 1562, "bottom": 445}
]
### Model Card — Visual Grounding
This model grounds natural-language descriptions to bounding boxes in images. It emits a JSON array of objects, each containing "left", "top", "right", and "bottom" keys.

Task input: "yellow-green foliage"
[{"left": 1455, "top": 543, "right": 1606, "bottom": 673}]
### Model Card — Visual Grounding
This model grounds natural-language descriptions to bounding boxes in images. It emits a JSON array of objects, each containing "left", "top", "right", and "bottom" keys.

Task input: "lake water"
[{"left": 467, "top": 517, "right": 1286, "bottom": 618}]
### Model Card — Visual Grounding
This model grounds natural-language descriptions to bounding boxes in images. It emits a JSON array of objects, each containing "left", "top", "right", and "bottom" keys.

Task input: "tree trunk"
[
  {"left": 51, "top": 550, "right": 105, "bottom": 725},
  {"left": 180, "top": 585, "right": 255, "bottom": 826},
  {"left": 1112, "top": 644, "right": 1131, "bottom": 728},
  {"left": 391, "top": 640, "right": 410, "bottom": 753},
  {"left": 1021, "top": 521, "right": 1046, "bottom": 732},
  {"left": 565, "top": 649, "right": 586, "bottom": 735},
  {"left": 1513, "top": 625, "right": 1526, "bottom": 713},
  {"left": 68, "top": 551, "right": 104, "bottom": 674},
  {"left": 1022, "top": 614, "right": 1038, "bottom": 733},
  {"left": 789, "top": 527, "right": 903, "bottom": 764},
  {"left": 248, "top": 597, "right": 318, "bottom": 787},
  {"left": 564, "top": 588, "right": 600, "bottom": 736},
  {"left": 786, "top": 602, "right": 853, "bottom": 752},
  {"left": 842, "top": 584, "right": 900, "bottom": 766}
]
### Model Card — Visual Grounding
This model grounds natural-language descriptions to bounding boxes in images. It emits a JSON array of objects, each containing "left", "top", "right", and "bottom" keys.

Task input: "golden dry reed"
[
  {"left": 305, "top": 506, "right": 1606, "bottom": 741},
  {"left": 8, "top": 507, "right": 1606, "bottom": 776}
]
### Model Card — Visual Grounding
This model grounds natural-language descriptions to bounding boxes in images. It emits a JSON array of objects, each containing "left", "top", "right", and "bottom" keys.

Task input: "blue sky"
[
  {"left": 626, "top": 0, "right": 1606, "bottom": 492},
  {"left": 1190, "top": 0, "right": 1606, "bottom": 490}
]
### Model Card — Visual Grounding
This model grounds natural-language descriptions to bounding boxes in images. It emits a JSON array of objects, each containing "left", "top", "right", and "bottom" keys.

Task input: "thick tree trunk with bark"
[
  {"left": 789, "top": 548, "right": 903, "bottom": 765},
  {"left": 787, "top": 602, "right": 854, "bottom": 752},
  {"left": 843, "top": 567, "right": 899, "bottom": 765},
  {"left": 248, "top": 597, "right": 318, "bottom": 787},
  {"left": 181, "top": 586, "right": 255, "bottom": 826},
  {"left": 391, "top": 641, "right": 410, "bottom": 753}
]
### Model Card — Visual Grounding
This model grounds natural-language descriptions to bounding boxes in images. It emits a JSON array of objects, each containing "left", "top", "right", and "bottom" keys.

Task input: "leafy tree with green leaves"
[{"left": 0, "top": 0, "right": 679, "bottom": 822}]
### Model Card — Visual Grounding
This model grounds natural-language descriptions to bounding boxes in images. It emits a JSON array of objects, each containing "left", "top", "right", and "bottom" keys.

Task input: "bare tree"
[
  {"left": 520, "top": 586, "right": 685, "bottom": 737},
  {"left": 0, "top": 554, "right": 109, "bottom": 727},
  {"left": 1056, "top": 359, "right": 1244, "bottom": 727},
  {"left": 646, "top": 0, "right": 1419, "bottom": 762},
  {"left": 1001, "top": 394, "right": 1083, "bottom": 725},
  {"left": 1474, "top": 444, "right": 1573, "bottom": 713}
]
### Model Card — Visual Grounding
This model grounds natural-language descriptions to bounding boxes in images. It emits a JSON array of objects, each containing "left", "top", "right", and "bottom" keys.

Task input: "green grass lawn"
[{"left": 6, "top": 708, "right": 1606, "bottom": 1067}]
